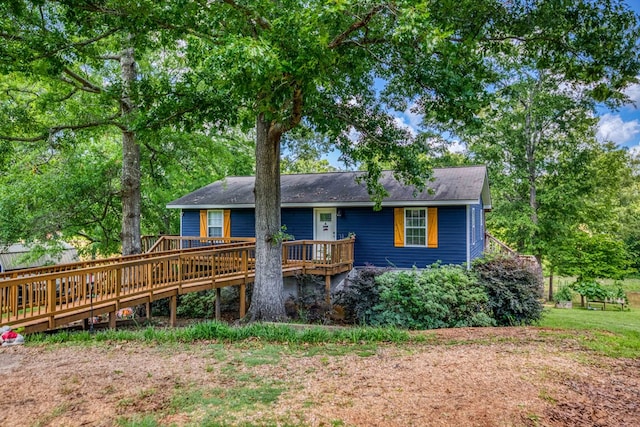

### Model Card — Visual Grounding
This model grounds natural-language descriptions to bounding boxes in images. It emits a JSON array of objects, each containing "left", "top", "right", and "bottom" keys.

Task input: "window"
[
  {"left": 319, "top": 212, "right": 332, "bottom": 222},
  {"left": 405, "top": 208, "right": 427, "bottom": 246},
  {"left": 207, "top": 210, "right": 223, "bottom": 237},
  {"left": 394, "top": 207, "right": 437, "bottom": 248}
]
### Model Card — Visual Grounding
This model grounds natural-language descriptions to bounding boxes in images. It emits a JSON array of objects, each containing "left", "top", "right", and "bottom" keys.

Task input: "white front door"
[
  {"left": 314, "top": 208, "right": 336, "bottom": 261},
  {"left": 314, "top": 208, "right": 336, "bottom": 241}
]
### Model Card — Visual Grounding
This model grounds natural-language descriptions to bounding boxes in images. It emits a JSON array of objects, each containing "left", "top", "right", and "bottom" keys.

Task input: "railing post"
[
  {"left": 48, "top": 278, "right": 56, "bottom": 328},
  {"left": 240, "top": 249, "right": 248, "bottom": 318}
]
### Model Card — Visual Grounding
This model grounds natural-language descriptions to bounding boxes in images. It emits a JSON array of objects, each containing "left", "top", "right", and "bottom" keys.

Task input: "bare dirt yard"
[{"left": 1, "top": 326, "right": 639, "bottom": 427}]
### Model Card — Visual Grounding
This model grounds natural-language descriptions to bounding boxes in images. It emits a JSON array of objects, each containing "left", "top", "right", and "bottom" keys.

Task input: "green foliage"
[
  {"left": 177, "top": 291, "right": 216, "bottom": 319},
  {"left": 571, "top": 280, "right": 629, "bottom": 304},
  {"left": 333, "top": 266, "right": 388, "bottom": 325},
  {"left": 271, "top": 225, "right": 294, "bottom": 246},
  {"left": 556, "top": 232, "right": 635, "bottom": 281},
  {"left": 27, "top": 321, "right": 413, "bottom": 345},
  {"left": 553, "top": 284, "right": 574, "bottom": 303},
  {"left": 372, "top": 265, "right": 494, "bottom": 330},
  {"left": 473, "top": 256, "right": 545, "bottom": 326}
]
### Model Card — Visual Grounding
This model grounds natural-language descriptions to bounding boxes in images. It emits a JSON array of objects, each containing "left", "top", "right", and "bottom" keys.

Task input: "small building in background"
[{"left": 0, "top": 242, "right": 79, "bottom": 273}]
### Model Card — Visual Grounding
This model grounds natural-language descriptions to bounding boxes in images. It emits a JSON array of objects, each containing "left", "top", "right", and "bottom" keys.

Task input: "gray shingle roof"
[
  {"left": 0, "top": 242, "right": 78, "bottom": 272},
  {"left": 167, "top": 166, "right": 491, "bottom": 209}
]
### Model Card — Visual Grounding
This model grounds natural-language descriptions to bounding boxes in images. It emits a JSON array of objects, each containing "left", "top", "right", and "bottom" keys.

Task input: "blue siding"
[
  {"left": 182, "top": 206, "right": 469, "bottom": 267},
  {"left": 182, "top": 208, "right": 313, "bottom": 240},
  {"left": 231, "top": 209, "right": 255, "bottom": 237},
  {"left": 182, "top": 210, "right": 201, "bottom": 236},
  {"left": 282, "top": 208, "right": 313, "bottom": 240},
  {"left": 337, "top": 206, "right": 467, "bottom": 268}
]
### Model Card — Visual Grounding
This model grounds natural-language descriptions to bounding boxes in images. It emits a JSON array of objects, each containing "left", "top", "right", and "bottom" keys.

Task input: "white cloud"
[
  {"left": 404, "top": 102, "right": 423, "bottom": 129},
  {"left": 393, "top": 116, "right": 417, "bottom": 136},
  {"left": 629, "top": 144, "right": 640, "bottom": 156},
  {"left": 448, "top": 140, "right": 466, "bottom": 153},
  {"left": 624, "top": 83, "right": 640, "bottom": 108},
  {"left": 596, "top": 113, "right": 640, "bottom": 144}
]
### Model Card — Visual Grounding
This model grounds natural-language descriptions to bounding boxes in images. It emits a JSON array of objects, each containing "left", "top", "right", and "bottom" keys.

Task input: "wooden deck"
[{"left": 0, "top": 237, "right": 354, "bottom": 334}]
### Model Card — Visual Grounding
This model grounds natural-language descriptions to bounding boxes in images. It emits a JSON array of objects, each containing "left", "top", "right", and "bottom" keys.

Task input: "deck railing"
[
  {"left": 1, "top": 238, "right": 354, "bottom": 332},
  {"left": 146, "top": 235, "right": 256, "bottom": 253},
  {"left": 484, "top": 232, "right": 542, "bottom": 278}
]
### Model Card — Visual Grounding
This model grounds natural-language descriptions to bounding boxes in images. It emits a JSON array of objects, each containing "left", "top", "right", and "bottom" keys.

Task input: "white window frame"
[
  {"left": 472, "top": 207, "right": 477, "bottom": 245},
  {"left": 207, "top": 210, "right": 224, "bottom": 237},
  {"left": 404, "top": 208, "right": 427, "bottom": 247}
]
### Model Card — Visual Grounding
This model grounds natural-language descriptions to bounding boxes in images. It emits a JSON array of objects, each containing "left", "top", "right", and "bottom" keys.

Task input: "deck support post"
[
  {"left": 109, "top": 311, "right": 117, "bottom": 329},
  {"left": 215, "top": 287, "right": 221, "bottom": 320},
  {"left": 325, "top": 275, "right": 331, "bottom": 304},
  {"left": 145, "top": 302, "right": 151, "bottom": 321},
  {"left": 169, "top": 295, "right": 177, "bottom": 327},
  {"left": 239, "top": 284, "right": 246, "bottom": 318}
]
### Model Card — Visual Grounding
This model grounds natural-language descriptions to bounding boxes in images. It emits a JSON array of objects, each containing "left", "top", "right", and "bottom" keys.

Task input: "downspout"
[{"left": 466, "top": 205, "right": 471, "bottom": 270}]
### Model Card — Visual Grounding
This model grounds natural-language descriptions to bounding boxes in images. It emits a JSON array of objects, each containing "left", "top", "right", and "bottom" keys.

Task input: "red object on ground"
[{"left": 1, "top": 330, "right": 18, "bottom": 341}]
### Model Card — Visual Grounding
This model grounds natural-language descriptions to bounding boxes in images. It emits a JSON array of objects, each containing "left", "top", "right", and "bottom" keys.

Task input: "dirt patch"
[{"left": 0, "top": 327, "right": 638, "bottom": 426}]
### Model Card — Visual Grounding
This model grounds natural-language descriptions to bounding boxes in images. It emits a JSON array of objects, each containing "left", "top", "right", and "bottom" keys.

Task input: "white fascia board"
[{"left": 167, "top": 199, "right": 480, "bottom": 210}]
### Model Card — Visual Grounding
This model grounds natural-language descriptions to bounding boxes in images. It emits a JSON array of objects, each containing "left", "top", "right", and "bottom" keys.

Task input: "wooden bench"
[{"left": 587, "top": 298, "right": 627, "bottom": 311}]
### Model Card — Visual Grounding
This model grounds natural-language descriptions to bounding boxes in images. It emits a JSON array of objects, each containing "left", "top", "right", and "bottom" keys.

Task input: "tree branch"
[
  {"left": 270, "top": 84, "right": 303, "bottom": 139},
  {"left": 0, "top": 115, "right": 121, "bottom": 142},
  {"left": 31, "top": 27, "right": 121, "bottom": 61},
  {"left": 0, "top": 32, "right": 24, "bottom": 41},
  {"left": 329, "top": 5, "right": 385, "bottom": 49},
  {"left": 62, "top": 67, "right": 103, "bottom": 93}
]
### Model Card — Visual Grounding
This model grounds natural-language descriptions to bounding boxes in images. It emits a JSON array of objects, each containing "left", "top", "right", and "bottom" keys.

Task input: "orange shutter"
[
  {"left": 200, "top": 210, "right": 207, "bottom": 237},
  {"left": 223, "top": 209, "right": 231, "bottom": 238},
  {"left": 394, "top": 208, "right": 404, "bottom": 247},
  {"left": 427, "top": 207, "right": 438, "bottom": 248}
]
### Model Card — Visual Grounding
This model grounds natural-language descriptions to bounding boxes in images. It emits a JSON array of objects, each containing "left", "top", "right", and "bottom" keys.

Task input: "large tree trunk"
[
  {"left": 247, "top": 113, "right": 287, "bottom": 321},
  {"left": 120, "top": 46, "right": 141, "bottom": 255}
]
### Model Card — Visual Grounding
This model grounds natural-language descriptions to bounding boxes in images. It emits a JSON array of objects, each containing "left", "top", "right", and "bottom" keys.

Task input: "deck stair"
[{"left": 484, "top": 232, "right": 543, "bottom": 278}]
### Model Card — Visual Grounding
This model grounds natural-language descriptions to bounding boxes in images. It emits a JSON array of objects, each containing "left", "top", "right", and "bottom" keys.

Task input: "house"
[
  {"left": 166, "top": 166, "right": 491, "bottom": 268},
  {"left": 0, "top": 242, "right": 79, "bottom": 273}
]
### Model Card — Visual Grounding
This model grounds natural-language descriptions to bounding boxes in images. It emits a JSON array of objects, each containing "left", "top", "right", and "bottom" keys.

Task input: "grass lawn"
[{"left": 540, "top": 284, "right": 640, "bottom": 358}]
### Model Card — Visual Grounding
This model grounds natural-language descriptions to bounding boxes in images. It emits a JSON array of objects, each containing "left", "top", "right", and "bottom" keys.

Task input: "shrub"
[
  {"left": 553, "top": 284, "right": 574, "bottom": 303},
  {"left": 473, "top": 255, "right": 544, "bottom": 326},
  {"left": 333, "top": 266, "right": 389, "bottom": 325},
  {"left": 177, "top": 290, "right": 216, "bottom": 318},
  {"left": 572, "top": 280, "right": 609, "bottom": 301},
  {"left": 372, "top": 264, "right": 494, "bottom": 329}
]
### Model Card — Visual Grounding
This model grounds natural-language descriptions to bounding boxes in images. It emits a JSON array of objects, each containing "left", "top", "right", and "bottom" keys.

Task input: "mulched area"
[{"left": 0, "top": 326, "right": 638, "bottom": 426}]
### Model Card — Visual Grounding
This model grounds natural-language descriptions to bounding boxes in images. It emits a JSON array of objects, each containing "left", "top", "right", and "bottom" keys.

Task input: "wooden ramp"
[{"left": 0, "top": 237, "right": 354, "bottom": 334}]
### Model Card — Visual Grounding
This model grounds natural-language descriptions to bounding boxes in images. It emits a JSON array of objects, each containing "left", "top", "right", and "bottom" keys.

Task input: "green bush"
[
  {"left": 177, "top": 290, "right": 216, "bottom": 318},
  {"left": 473, "top": 255, "right": 544, "bottom": 326},
  {"left": 372, "top": 264, "right": 494, "bottom": 329},
  {"left": 553, "top": 284, "right": 574, "bottom": 303},
  {"left": 333, "top": 266, "right": 388, "bottom": 325},
  {"left": 572, "top": 280, "right": 609, "bottom": 301},
  {"left": 572, "top": 280, "right": 629, "bottom": 304}
]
